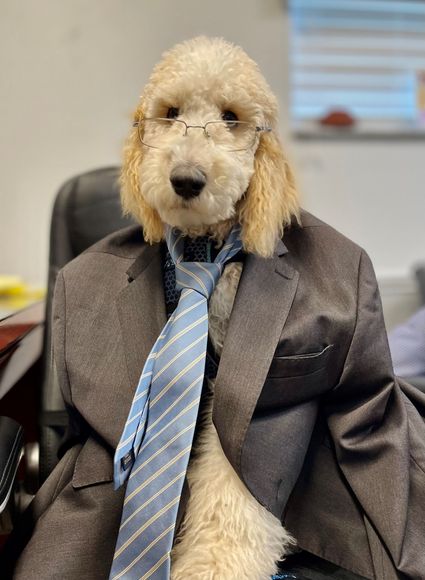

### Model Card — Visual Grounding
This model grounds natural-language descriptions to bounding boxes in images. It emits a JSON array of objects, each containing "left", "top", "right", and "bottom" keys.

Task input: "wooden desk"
[{"left": 0, "top": 301, "right": 44, "bottom": 400}]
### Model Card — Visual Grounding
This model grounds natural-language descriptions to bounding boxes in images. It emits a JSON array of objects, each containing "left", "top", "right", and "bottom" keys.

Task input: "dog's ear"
[
  {"left": 120, "top": 101, "right": 164, "bottom": 243},
  {"left": 239, "top": 131, "right": 300, "bottom": 257}
]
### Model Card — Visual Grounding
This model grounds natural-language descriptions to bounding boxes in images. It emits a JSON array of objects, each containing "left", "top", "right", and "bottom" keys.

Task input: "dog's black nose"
[{"left": 170, "top": 172, "right": 206, "bottom": 200}]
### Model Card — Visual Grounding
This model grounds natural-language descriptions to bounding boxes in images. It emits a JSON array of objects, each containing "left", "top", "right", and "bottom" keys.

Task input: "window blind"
[{"left": 289, "top": 0, "right": 425, "bottom": 131}]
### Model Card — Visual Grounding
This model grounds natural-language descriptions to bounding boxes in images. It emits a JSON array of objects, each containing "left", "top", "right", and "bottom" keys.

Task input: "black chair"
[
  {"left": 1, "top": 166, "right": 133, "bottom": 517},
  {"left": 0, "top": 417, "right": 24, "bottom": 517},
  {"left": 40, "top": 166, "right": 134, "bottom": 482}
]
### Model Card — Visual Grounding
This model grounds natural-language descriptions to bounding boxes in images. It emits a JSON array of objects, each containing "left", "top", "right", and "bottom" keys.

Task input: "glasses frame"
[{"left": 132, "top": 117, "right": 272, "bottom": 152}]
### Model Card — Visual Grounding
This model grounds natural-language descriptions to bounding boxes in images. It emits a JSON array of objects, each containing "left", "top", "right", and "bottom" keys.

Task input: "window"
[{"left": 289, "top": 0, "right": 425, "bottom": 136}]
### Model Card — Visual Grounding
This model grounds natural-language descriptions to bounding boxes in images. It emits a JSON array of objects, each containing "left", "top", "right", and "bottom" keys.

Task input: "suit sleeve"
[
  {"left": 52, "top": 270, "right": 71, "bottom": 405},
  {"left": 52, "top": 269, "right": 88, "bottom": 454},
  {"left": 325, "top": 249, "right": 425, "bottom": 579}
]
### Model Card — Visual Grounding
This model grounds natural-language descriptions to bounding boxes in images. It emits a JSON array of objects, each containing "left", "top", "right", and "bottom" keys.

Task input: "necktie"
[{"left": 110, "top": 223, "right": 243, "bottom": 580}]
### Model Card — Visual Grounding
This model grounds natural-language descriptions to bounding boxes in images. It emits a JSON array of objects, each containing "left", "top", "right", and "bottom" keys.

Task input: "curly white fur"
[{"left": 170, "top": 264, "right": 296, "bottom": 579}]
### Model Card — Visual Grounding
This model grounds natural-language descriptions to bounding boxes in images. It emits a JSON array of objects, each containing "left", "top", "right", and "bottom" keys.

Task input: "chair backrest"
[{"left": 40, "top": 166, "right": 134, "bottom": 483}]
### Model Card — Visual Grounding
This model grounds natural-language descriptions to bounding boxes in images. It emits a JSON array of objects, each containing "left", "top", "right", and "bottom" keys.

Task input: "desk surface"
[
  {"left": 0, "top": 301, "right": 44, "bottom": 350},
  {"left": 0, "top": 301, "right": 45, "bottom": 399},
  {"left": 0, "top": 294, "right": 44, "bottom": 321}
]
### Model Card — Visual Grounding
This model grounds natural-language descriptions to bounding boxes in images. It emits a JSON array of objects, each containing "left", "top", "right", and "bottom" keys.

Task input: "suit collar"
[
  {"left": 125, "top": 241, "right": 161, "bottom": 282},
  {"left": 275, "top": 237, "right": 288, "bottom": 257},
  {"left": 117, "top": 242, "right": 167, "bottom": 391},
  {"left": 126, "top": 234, "right": 288, "bottom": 281}
]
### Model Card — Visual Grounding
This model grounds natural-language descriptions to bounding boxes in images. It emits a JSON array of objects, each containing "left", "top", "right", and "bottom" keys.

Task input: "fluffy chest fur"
[{"left": 170, "top": 262, "right": 295, "bottom": 579}]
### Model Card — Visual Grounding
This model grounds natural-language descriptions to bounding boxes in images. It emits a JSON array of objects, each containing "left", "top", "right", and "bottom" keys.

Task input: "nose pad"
[{"left": 170, "top": 168, "right": 207, "bottom": 200}]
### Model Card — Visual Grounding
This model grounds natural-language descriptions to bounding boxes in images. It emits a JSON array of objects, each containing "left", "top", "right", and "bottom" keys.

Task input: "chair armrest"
[{"left": 0, "top": 416, "right": 24, "bottom": 513}]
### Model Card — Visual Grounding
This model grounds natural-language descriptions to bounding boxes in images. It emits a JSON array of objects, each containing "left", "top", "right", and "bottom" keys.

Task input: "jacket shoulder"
[
  {"left": 82, "top": 224, "right": 146, "bottom": 258},
  {"left": 59, "top": 225, "right": 147, "bottom": 281},
  {"left": 285, "top": 209, "right": 366, "bottom": 279},
  {"left": 293, "top": 209, "right": 363, "bottom": 255}
]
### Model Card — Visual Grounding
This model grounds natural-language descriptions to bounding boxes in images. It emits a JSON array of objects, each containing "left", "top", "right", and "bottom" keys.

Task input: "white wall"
[{"left": 1, "top": 0, "right": 423, "bottom": 328}]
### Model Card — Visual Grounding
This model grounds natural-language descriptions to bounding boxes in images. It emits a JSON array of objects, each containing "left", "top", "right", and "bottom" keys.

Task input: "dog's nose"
[
  {"left": 170, "top": 176, "right": 206, "bottom": 199},
  {"left": 170, "top": 169, "right": 206, "bottom": 200}
]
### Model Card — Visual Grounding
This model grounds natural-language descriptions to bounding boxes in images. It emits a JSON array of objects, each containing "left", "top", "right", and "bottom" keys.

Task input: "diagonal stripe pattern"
[{"left": 110, "top": 223, "right": 243, "bottom": 580}]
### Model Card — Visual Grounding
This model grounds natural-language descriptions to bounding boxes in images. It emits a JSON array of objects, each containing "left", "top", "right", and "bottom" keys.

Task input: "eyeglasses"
[{"left": 132, "top": 117, "right": 272, "bottom": 152}]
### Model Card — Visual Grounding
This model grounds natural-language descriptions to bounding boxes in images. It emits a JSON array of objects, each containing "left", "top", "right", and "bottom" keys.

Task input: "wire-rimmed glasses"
[{"left": 132, "top": 117, "right": 272, "bottom": 152}]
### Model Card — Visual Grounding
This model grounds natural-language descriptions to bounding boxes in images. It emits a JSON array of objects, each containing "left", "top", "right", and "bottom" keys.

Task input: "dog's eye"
[
  {"left": 222, "top": 111, "right": 238, "bottom": 127},
  {"left": 166, "top": 107, "right": 179, "bottom": 119}
]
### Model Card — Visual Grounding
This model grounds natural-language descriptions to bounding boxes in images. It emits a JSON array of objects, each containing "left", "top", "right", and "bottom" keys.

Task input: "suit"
[{"left": 5, "top": 210, "right": 425, "bottom": 579}]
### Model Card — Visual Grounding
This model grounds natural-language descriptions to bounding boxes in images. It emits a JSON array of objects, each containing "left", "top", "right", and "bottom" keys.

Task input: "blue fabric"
[
  {"left": 163, "top": 236, "right": 219, "bottom": 380},
  {"left": 109, "top": 224, "right": 243, "bottom": 579},
  {"left": 388, "top": 305, "right": 425, "bottom": 377}
]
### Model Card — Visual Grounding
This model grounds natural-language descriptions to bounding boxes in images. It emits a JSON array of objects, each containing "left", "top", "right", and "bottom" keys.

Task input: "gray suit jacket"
[{"left": 6, "top": 211, "right": 425, "bottom": 579}]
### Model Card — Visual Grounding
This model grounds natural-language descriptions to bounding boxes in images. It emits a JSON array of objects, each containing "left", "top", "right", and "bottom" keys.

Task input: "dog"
[{"left": 120, "top": 36, "right": 300, "bottom": 579}]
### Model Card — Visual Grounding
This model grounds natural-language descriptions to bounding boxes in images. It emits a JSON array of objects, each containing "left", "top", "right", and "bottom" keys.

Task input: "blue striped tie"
[{"left": 110, "top": 223, "right": 243, "bottom": 579}]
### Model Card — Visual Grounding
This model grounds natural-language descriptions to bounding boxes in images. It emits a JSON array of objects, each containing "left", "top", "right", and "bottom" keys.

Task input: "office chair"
[
  {"left": 0, "top": 167, "right": 134, "bottom": 519},
  {"left": 39, "top": 166, "right": 134, "bottom": 483}
]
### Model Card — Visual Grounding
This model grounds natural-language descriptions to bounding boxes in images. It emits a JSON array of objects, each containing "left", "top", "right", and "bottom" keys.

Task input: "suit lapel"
[
  {"left": 115, "top": 242, "right": 167, "bottom": 405},
  {"left": 212, "top": 242, "right": 299, "bottom": 477}
]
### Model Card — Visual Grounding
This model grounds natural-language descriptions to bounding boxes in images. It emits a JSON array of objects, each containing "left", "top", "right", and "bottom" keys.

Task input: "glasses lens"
[
  {"left": 139, "top": 119, "right": 184, "bottom": 148},
  {"left": 205, "top": 121, "right": 256, "bottom": 151}
]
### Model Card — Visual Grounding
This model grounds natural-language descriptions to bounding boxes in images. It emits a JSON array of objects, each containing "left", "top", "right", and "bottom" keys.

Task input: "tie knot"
[
  {"left": 184, "top": 235, "right": 210, "bottom": 262},
  {"left": 165, "top": 223, "right": 243, "bottom": 299},
  {"left": 175, "top": 261, "right": 221, "bottom": 298}
]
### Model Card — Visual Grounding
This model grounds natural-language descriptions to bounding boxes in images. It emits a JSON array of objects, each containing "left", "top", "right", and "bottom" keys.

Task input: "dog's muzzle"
[{"left": 170, "top": 166, "right": 207, "bottom": 200}]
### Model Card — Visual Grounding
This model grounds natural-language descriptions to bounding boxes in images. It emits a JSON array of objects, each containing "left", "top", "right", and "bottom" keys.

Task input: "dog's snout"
[
  {"left": 170, "top": 167, "right": 206, "bottom": 200},
  {"left": 171, "top": 176, "right": 205, "bottom": 199}
]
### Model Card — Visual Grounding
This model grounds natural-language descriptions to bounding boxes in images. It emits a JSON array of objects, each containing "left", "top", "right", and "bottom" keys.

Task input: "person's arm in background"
[{"left": 388, "top": 305, "right": 425, "bottom": 377}]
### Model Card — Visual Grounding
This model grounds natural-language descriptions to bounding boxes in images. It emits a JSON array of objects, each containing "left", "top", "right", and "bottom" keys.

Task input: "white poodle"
[{"left": 121, "top": 36, "right": 300, "bottom": 580}]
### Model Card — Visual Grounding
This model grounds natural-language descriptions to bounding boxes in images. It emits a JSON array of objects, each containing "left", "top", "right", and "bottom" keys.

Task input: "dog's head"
[{"left": 121, "top": 36, "right": 300, "bottom": 257}]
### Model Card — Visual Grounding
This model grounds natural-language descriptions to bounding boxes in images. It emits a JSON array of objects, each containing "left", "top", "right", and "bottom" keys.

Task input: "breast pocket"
[{"left": 256, "top": 344, "right": 334, "bottom": 412}]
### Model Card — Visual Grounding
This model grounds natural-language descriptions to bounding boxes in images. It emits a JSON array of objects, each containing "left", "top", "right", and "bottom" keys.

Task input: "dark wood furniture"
[{"left": 0, "top": 301, "right": 44, "bottom": 400}]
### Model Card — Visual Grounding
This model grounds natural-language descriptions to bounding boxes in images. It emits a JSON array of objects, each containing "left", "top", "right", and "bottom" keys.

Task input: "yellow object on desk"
[
  {"left": 0, "top": 275, "right": 27, "bottom": 295},
  {"left": 0, "top": 275, "right": 45, "bottom": 318}
]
